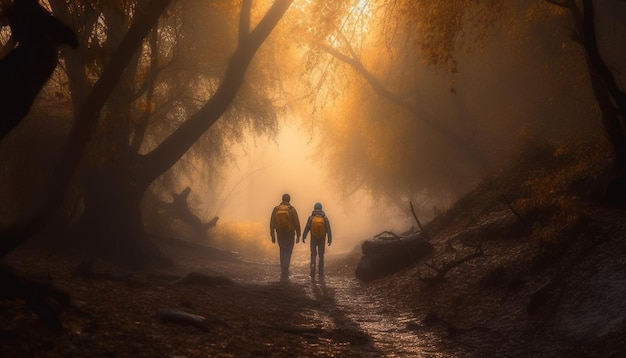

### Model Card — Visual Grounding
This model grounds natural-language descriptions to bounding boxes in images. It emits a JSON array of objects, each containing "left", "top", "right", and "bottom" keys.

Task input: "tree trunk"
[
  {"left": 56, "top": 0, "right": 294, "bottom": 268},
  {"left": 75, "top": 166, "right": 171, "bottom": 267},
  {"left": 1, "top": 1, "right": 293, "bottom": 266},
  {"left": 580, "top": 0, "right": 626, "bottom": 172},
  {"left": 579, "top": 0, "right": 626, "bottom": 205},
  {"left": 0, "top": 0, "right": 172, "bottom": 258},
  {"left": 140, "top": 0, "right": 294, "bottom": 179}
]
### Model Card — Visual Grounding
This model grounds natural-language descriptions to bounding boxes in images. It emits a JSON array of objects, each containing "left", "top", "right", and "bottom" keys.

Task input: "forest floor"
[
  {"left": 3, "top": 209, "right": 626, "bottom": 358},
  {"left": 2, "top": 239, "right": 437, "bottom": 357},
  {"left": 3, "top": 142, "right": 626, "bottom": 357}
]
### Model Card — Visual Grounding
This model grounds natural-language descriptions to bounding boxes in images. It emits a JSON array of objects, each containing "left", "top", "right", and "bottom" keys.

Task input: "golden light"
[{"left": 290, "top": 0, "right": 373, "bottom": 49}]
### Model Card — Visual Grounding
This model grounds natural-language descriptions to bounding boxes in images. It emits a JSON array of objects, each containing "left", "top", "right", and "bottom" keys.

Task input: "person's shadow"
[
  {"left": 259, "top": 274, "right": 380, "bottom": 353},
  {"left": 310, "top": 279, "right": 378, "bottom": 349}
]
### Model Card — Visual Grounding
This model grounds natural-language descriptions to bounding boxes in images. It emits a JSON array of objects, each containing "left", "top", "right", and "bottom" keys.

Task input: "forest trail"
[
  {"left": 174, "top": 244, "right": 441, "bottom": 357},
  {"left": 2, "top": 239, "right": 447, "bottom": 357},
  {"left": 6, "top": 207, "right": 626, "bottom": 357}
]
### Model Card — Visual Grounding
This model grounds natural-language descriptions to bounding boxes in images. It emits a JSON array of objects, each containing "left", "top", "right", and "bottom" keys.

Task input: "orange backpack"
[
  {"left": 310, "top": 215, "right": 326, "bottom": 238},
  {"left": 275, "top": 204, "right": 293, "bottom": 232}
]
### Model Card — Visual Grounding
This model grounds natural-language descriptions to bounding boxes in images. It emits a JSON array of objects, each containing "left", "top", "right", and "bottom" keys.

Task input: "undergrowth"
[
  {"left": 513, "top": 140, "right": 610, "bottom": 245},
  {"left": 209, "top": 220, "right": 275, "bottom": 260}
]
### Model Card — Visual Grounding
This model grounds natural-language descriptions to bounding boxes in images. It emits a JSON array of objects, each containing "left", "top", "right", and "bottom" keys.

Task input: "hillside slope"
[{"left": 362, "top": 140, "right": 626, "bottom": 356}]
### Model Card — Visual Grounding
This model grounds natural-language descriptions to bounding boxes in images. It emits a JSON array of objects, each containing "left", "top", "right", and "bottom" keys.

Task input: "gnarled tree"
[{"left": 0, "top": 0, "right": 295, "bottom": 267}]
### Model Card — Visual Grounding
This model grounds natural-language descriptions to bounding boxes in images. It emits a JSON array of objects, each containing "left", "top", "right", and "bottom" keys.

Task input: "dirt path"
[
  {"left": 2, "top": 241, "right": 448, "bottom": 357},
  {"left": 185, "top": 247, "right": 442, "bottom": 357}
]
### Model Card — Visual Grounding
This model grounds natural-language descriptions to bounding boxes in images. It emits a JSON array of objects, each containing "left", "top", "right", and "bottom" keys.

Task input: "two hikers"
[
  {"left": 302, "top": 202, "right": 332, "bottom": 281},
  {"left": 270, "top": 194, "right": 332, "bottom": 280}
]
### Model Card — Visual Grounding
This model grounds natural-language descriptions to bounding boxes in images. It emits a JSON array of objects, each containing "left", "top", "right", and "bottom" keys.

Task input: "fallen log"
[
  {"left": 157, "top": 309, "right": 209, "bottom": 331},
  {"left": 355, "top": 234, "right": 433, "bottom": 282}
]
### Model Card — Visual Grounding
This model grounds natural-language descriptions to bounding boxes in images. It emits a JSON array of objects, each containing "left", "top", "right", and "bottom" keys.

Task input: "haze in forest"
[
  {"left": 195, "top": 0, "right": 625, "bottom": 256},
  {"left": 213, "top": 124, "right": 403, "bottom": 255},
  {"left": 3, "top": 2, "right": 626, "bottom": 355},
  {"left": 0, "top": 0, "right": 624, "bottom": 266}
]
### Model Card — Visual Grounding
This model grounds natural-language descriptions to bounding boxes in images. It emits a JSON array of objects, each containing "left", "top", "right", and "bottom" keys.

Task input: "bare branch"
[
  {"left": 308, "top": 36, "right": 489, "bottom": 170},
  {"left": 140, "top": 0, "right": 294, "bottom": 182},
  {"left": 421, "top": 242, "right": 485, "bottom": 285},
  {"left": 162, "top": 187, "right": 219, "bottom": 237},
  {"left": 502, "top": 195, "right": 531, "bottom": 235},
  {"left": 409, "top": 201, "right": 429, "bottom": 239},
  {"left": 239, "top": 0, "right": 252, "bottom": 44},
  {"left": 373, "top": 230, "right": 404, "bottom": 239}
]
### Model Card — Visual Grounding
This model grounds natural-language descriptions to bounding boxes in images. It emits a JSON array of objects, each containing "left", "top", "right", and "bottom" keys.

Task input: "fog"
[
  {"left": 1, "top": 0, "right": 624, "bottom": 267},
  {"left": 212, "top": 122, "right": 407, "bottom": 255},
  {"left": 157, "top": 0, "right": 626, "bottom": 260}
]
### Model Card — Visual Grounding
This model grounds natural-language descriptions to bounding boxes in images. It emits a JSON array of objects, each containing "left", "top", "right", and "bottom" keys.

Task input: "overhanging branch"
[
  {"left": 310, "top": 36, "right": 489, "bottom": 170},
  {"left": 0, "top": 0, "right": 173, "bottom": 257},
  {"left": 140, "top": 0, "right": 294, "bottom": 182},
  {"left": 239, "top": 0, "right": 252, "bottom": 44}
]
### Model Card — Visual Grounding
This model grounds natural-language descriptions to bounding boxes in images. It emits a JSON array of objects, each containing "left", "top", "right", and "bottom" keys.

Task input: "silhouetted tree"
[
  {"left": 1, "top": 0, "right": 294, "bottom": 266},
  {"left": 0, "top": 0, "right": 174, "bottom": 260},
  {"left": 546, "top": 0, "right": 626, "bottom": 203},
  {"left": 0, "top": 0, "right": 77, "bottom": 139},
  {"left": 62, "top": 0, "right": 292, "bottom": 266}
]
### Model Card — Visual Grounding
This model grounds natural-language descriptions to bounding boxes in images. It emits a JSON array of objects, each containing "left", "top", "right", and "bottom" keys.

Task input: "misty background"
[
  {"left": 0, "top": 0, "right": 624, "bottom": 265},
  {"left": 197, "top": 0, "right": 625, "bottom": 259}
]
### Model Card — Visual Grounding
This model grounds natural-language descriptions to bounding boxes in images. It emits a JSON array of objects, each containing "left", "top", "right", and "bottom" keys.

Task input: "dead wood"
[
  {"left": 162, "top": 187, "right": 219, "bottom": 237},
  {"left": 356, "top": 237, "right": 433, "bottom": 281},
  {"left": 410, "top": 201, "right": 429, "bottom": 239},
  {"left": 421, "top": 241, "right": 485, "bottom": 285},
  {"left": 502, "top": 195, "right": 531, "bottom": 235},
  {"left": 373, "top": 231, "right": 405, "bottom": 240},
  {"left": 157, "top": 309, "right": 209, "bottom": 331}
]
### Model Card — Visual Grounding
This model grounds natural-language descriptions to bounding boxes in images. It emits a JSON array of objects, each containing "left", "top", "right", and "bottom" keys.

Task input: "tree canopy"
[{"left": 285, "top": 0, "right": 625, "bottom": 212}]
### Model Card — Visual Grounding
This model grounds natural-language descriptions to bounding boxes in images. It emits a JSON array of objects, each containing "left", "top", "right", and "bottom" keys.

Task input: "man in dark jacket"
[
  {"left": 302, "top": 202, "right": 332, "bottom": 281},
  {"left": 270, "top": 193, "right": 301, "bottom": 278}
]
